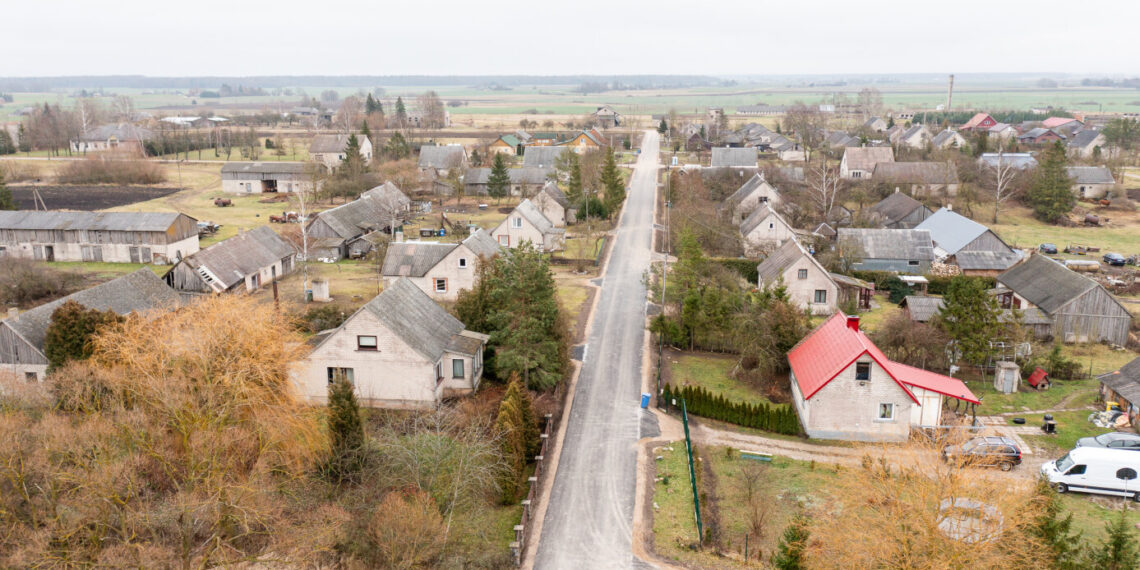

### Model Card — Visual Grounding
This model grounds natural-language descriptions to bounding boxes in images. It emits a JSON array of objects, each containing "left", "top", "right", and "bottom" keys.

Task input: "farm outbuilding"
[
  {"left": 166, "top": 226, "right": 296, "bottom": 294},
  {"left": 996, "top": 254, "right": 1131, "bottom": 345},
  {"left": 221, "top": 162, "right": 315, "bottom": 194},
  {"left": 0, "top": 211, "right": 199, "bottom": 264},
  {"left": 837, "top": 228, "right": 934, "bottom": 274}
]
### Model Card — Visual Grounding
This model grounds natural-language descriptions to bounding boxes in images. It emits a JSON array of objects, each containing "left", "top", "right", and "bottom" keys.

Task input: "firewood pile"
[{"left": 930, "top": 261, "right": 961, "bottom": 277}]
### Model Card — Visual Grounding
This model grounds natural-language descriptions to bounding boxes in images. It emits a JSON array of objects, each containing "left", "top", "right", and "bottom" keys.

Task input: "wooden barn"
[
  {"left": 166, "top": 226, "right": 296, "bottom": 294},
  {"left": 0, "top": 211, "right": 199, "bottom": 264},
  {"left": 997, "top": 254, "right": 1131, "bottom": 345}
]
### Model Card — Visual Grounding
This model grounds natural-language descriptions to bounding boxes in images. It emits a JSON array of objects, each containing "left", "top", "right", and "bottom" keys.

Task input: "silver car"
[{"left": 1076, "top": 432, "right": 1140, "bottom": 451}]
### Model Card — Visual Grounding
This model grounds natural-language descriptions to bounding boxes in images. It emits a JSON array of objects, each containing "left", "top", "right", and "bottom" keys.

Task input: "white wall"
[
  {"left": 770, "top": 258, "right": 837, "bottom": 315},
  {"left": 798, "top": 357, "right": 914, "bottom": 442}
]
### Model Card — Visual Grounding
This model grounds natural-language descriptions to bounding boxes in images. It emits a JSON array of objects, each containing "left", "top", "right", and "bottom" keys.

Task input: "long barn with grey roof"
[
  {"left": 838, "top": 228, "right": 933, "bottom": 274},
  {"left": 0, "top": 210, "right": 199, "bottom": 264},
  {"left": 221, "top": 161, "right": 315, "bottom": 194},
  {"left": 295, "top": 277, "right": 490, "bottom": 409},
  {"left": 166, "top": 226, "right": 296, "bottom": 294},
  {"left": 997, "top": 254, "right": 1130, "bottom": 345},
  {"left": 0, "top": 268, "right": 181, "bottom": 380},
  {"left": 305, "top": 193, "right": 412, "bottom": 259}
]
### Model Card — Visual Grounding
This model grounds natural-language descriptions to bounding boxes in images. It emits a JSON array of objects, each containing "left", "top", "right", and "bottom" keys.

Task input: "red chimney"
[{"left": 846, "top": 315, "right": 860, "bottom": 332}]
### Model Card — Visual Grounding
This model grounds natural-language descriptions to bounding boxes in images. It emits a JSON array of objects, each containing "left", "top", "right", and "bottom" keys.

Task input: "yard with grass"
[
  {"left": 652, "top": 442, "right": 835, "bottom": 567},
  {"left": 991, "top": 205, "right": 1140, "bottom": 258},
  {"left": 1020, "top": 409, "right": 1118, "bottom": 457},
  {"left": 665, "top": 351, "right": 776, "bottom": 407}
]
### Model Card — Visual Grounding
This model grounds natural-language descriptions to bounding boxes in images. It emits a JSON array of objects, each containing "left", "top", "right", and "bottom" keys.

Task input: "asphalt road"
[{"left": 534, "top": 131, "right": 660, "bottom": 569}]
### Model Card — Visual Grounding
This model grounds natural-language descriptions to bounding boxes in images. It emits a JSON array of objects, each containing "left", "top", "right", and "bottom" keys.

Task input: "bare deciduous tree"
[
  {"left": 806, "top": 161, "right": 844, "bottom": 225},
  {"left": 336, "top": 96, "right": 363, "bottom": 134},
  {"left": 111, "top": 95, "right": 135, "bottom": 121},
  {"left": 783, "top": 103, "right": 828, "bottom": 165},
  {"left": 985, "top": 148, "right": 1021, "bottom": 224}
]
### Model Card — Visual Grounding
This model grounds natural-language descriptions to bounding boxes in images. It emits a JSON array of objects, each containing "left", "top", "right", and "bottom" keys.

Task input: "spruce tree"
[
  {"left": 1028, "top": 477, "right": 1084, "bottom": 569},
  {"left": 600, "top": 146, "right": 625, "bottom": 214},
  {"left": 657, "top": 119, "right": 668, "bottom": 134},
  {"left": 385, "top": 131, "right": 410, "bottom": 160},
  {"left": 395, "top": 96, "right": 408, "bottom": 126},
  {"left": 1088, "top": 509, "right": 1140, "bottom": 570},
  {"left": 360, "top": 120, "right": 371, "bottom": 138},
  {"left": 326, "top": 376, "right": 365, "bottom": 482},
  {"left": 365, "top": 93, "right": 378, "bottom": 114},
  {"left": 566, "top": 154, "right": 583, "bottom": 205},
  {"left": 43, "top": 301, "right": 124, "bottom": 371},
  {"left": 1027, "top": 141, "right": 1075, "bottom": 224},
  {"left": 0, "top": 130, "right": 14, "bottom": 155},
  {"left": 772, "top": 513, "right": 810, "bottom": 569},
  {"left": 17, "top": 124, "right": 30, "bottom": 153},
  {"left": 487, "top": 152, "right": 510, "bottom": 203},
  {"left": 494, "top": 393, "right": 526, "bottom": 503},
  {"left": 506, "top": 375, "right": 541, "bottom": 457},
  {"left": 0, "top": 171, "right": 14, "bottom": 210},
  {"left": 934, "top": 276, "right": 1004, "bottom": 366}
]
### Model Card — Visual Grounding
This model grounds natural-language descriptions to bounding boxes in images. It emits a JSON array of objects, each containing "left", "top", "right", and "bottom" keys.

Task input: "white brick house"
[
  {"left": 756, "top": 240, "right": 838, "bottom": 315},
  {"left": 296, "top": 278, "right": 489, "bottom": 410},
  {"left": 491, "top": 199, "right": 565, "bottom": 252},
  {"left": 788, "top": 313, "right": 979, "bottom": 442},
  {"left": 380, "top": 229, "right": 501, "bottom": 301}
]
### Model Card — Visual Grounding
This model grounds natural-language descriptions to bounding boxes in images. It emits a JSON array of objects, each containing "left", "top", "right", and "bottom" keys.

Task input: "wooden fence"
[{"left": 510, "top": 413, "right": 554, "bottom": 566}]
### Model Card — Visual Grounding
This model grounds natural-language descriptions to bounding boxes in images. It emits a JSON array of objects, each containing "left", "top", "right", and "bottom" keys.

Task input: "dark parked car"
[
  {"left": 1039, "top": 243, "right": 1058, "bottom": 254},
  {"left": 1104, "top": 253, "right": 1126, "bottom": 266},
  {"left": 942, "top": 436, "right": 1023, "bottom": 471},
  {"left": 1076, "top": 432, "right": 1140, "bottom": 451}
]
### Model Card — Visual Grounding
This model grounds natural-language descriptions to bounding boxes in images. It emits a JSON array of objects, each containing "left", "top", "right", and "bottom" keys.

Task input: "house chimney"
[
  {"left": 946, "top": 203, "right": 953, "bottom": 211},
  {"left": 6, "top": 308, "right": 17, "bottom": 321},
  {"left": 846, "top": 315, "right": 860, "bottom": 332}
]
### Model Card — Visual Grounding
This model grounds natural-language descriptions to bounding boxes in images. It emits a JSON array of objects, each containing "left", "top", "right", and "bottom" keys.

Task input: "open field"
[
  {"left": 991, "top": 204, "right": 1140, "bottom": 258},
  {"left": 11, "top": 184, "right": 180, "bottom": 210}
]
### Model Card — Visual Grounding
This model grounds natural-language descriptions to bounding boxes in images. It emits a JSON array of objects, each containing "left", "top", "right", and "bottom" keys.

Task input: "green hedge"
[
  {"left": 926, "top": 275, "right": 995, "bottom": 296},
  {"left": 846, "top": 271, "right": 996, "bottom": 298},
  {"left": 662, "top": 383, "right": 801, "bottom": 435},
  {"left": 713, "top": 258, "right": 759, "bottom": 284}
]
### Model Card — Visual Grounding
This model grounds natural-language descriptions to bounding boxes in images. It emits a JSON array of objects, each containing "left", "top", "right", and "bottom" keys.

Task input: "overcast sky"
[{"left": 5, "top": 0, "right": 1138, "bottom": 77}]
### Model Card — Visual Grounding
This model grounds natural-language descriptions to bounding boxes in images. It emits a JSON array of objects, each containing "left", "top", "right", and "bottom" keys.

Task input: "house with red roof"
[
  {"left": 960, "top": 113, "right": 997, "bottom": 132},
  {"left": 788, "top": 313, "right": 979, "bottom": 442}
]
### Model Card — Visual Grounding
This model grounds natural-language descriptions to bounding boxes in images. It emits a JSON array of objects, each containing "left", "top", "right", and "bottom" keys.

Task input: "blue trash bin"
[{"left": 640, "top": 392, "right": 651, "bottom": 408}]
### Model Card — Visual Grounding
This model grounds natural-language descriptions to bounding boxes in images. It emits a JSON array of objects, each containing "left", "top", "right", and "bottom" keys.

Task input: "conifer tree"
[
  {"left": 360, "top": 120, "right": 371, "bottom": 138},
  {"left": 1028, "top": 477, "right": 1083, "bottom": 569},
  {"left": 1027, "top": 141, "right": 1075, "bottom": 224},
  {"left": 0, "top": 171, "right": 14, "bottom": 210},
  {"left": 17, "top": 124, "right": 30, "bottom": 153},
  {"left": 494, "top": 391, "right": 526, "bottom": 503},
  {"left": 657, "top": 119, "right": 668, "bottom": 134},
  {"left": 600, "top": 146, "right": 625, "bottom": 214},
  {"left": 43, "top": 301, "right": 124, "bottom": 371},
  {"left": 772, "top": 513, "right": 810, "bottom": 569},
  {"left": 0, "top": 129, "right": 14, "bottom": 155},
  {"left": 384, "top": 131, "right": 410, "bottom": 160},
  {"left": 487, "top": 152, "right": 510, "bottom": 203},
  {"left": 566, "top": 153, "right": 583, "bottom": 204},
  {"left": 1088, "top": 509, "right": 1140, "bottom": 570},
  {"left": 326, "top": 376, "right": 365, "bottom": 482},
  {"left": 934, "top": 276, "right": 1004, "bottom": 366},
  {"left": 365, "top": 93, "right": 378, "bottom": 114},
  {"left": 395, "top": 96, "right": 408, "bottom": 127},
  {"left": 506, "top": 375, "right": 541, "bottom": 457}
]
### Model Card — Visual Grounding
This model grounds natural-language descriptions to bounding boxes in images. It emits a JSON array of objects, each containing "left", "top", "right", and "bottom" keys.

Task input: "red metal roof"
[
  {"left": 961, "top": 113, "right": 996, "bottom": 130},
  {"left": 1027, "top": 367, "right": 1049, "bottom": 388},
  {"left": 1042, "top": 117, "right": 1080, "bottom": 128},
  {"left": 788, "top": 313, "right": 979, "bottom": 405}
]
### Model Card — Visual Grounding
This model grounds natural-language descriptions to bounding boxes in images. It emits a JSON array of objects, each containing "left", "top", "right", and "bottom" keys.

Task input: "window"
[
  {"left": 357, "top": 335, "right": 378, "bottom": 351},
  {"left": 1066, "top": 464, "right": 1087, "bottom": 476},
  {"left": 458, "top": 257, "right": 468, "bottom": 268},
  {"left": 511, "top": 217, "right": 522, "bottom": 229},
  {"left": 760, "top": 196, "right": 768, "bottom": 203},
  {"left": 452, "top": 358, "right": 465, "bottom": 378},
  {"left": 327, "top": 367, "right": 354, "bottom": 385},
  {"left": 24, "top": 372, "right": 37, "bottom": 382},
  {"left": 797, "top": 269, "right": 808, "bottom": 280},
  {"left": 908, "top": 260, "right": 920, "bottom": 266},
  {"left": 878, "top": 403, "right": 894, "bottom": 420},
  {"left": 855, "top": 362, "right": 871, "bottom": 380},
  {"left": 853, "top": 171, "right": 862, "bottom": 179},
  {"left": 814, "top": 289, "right": 827, "bottom": 304},
  {"left": 434, "top": 278, "right": 448, "bottom": 292}
]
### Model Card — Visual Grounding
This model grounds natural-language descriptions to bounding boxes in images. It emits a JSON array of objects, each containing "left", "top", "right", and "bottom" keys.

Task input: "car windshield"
[{"left": 1056, "top": 453, "right": 1074, "bottom": 473}]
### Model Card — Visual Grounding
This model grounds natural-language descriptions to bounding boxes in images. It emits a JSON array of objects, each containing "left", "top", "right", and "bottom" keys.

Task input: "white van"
[{"left": 1041, "top": 447, "right": 1140, "bottom": 501}]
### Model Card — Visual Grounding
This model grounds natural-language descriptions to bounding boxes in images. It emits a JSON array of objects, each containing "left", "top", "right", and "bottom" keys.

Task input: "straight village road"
[{"left": 534, "top": 131, "right": 661, "bottom": 569}]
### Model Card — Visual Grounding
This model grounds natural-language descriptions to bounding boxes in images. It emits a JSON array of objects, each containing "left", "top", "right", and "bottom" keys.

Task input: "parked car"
[
  {"left": 1104, "top": 252, "right": 1126, "bottom": 266},
  {"left": 942, "top": 436, "right": 1023, "bottom": 471},
  {"left": 1039, "top": 243, "right": 1058, "bottom": 254},
  {"left": 1076, "top": 432, "right": 1140, "bottom": 451},
  {"left": 1041, "top": 447, "right": 1140, "bottom": 501}
]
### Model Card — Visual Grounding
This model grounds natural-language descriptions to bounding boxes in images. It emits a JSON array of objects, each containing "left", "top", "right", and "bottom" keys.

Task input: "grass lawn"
[
  {"left": 856, "top": 299, "right": 898, "bottom": 333},
  {"left": 666, "top": 351, "right": 774, "bottom": 407},
  {"left": 652, "top": 441, "right": 836, "bottom": 567},
  {"left": 45, "top": 261, "right": 166, "bottom": 282},
  {"left": 966, "top": 377, "right": 1099, "bottom": 414},
  {"left": 991, "top": 205, "right": 1140, "bottom": 256},
  {"left": 1020, "top": 409, "right": 1114, "bottom": 456},
  {"left": 1059, "top": 494, "right": 1140, "bottom": 545}
]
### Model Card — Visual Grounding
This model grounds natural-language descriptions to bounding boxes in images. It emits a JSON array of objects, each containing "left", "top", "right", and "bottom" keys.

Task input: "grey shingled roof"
[
  {"left": 462, "top": 228, "right": 501, "bottom": 258},
  {"left": 867, "top": 192, "right": 928, "bottom": 226},
  {"left": 954, "top": 250, "right": 1023, "bottom": 271},
  {"left": 740, "top": 204, "right": 792, "bottom": 237},
  {"left": 979, "top": 153, "right": 1038, "bottom": 170},
  {"left": 362, "top": 181, "right": 412, "bottom": 211},
  {"left": 997, "top": 254, "right": 1097, "bottom": 313},
  {"left": 3, "top": 269, "right": 180, "bottom": 352},
  {"left": 522, "top": 146, "right": 569, "bottom": 169},
  {"left": 842, "top": 147, "right": 894, "bottom": 171},
  {"left": 182, "top": 226, "right": 295, "bottom": 290},
  {"left": 1020, "top": 128, "right": 1062, "bottom": 140},
  {"left": 723, "top": 173, "right": 768, "bottom": 212},
  {"left": 756, "top": 240, "right": 828, "bottom": 285},
  {"left": 465, "top": 167, "right": 552, "bottom": 185},
  {"left": 309, "top": 134, "right": 365, "bottom": 154},
  {"left": 78, "top": 123, "right": 153, "bottom": 142},
  {"left": 381, "top": 242, "right": 457, "bottom": 278},
  {"left": 900, "top": 295, "right": 944, "bottom": 323},
  {"left": 538, "top": 181, "right": 571, "bottom": 209},
  {"left": 0, "top": 211, "right": 193, "bottom": 232},
  {"left": 914, "top": 208, "right": 1002, "bottom": 255},
  {"left": 1068, "top": 129, "right": 1104, "bottom": 149},
  {"left": 220, "top": 162, "right": 308, "bottom": 175},
  {"left": 361, "top": 278, "right": 470, "bottom": 360},
  {"left": 417, "top": 145, "right": 467, "bottom": 169},
  {"left": 931, "top": 129, "right": 964, "bottom": 148},
  {"left": 514, "top": 199, "right": 563, "bottom": 235},
  {"left": 1098, "top": 357, "right": 1140, "bottom": 405},
  {"left": 307, "top": 194, "right": 402, "bottom": 241},
  {"left": 1066, "top": 166, "right": 1115, "bottom": 185},
  {"left": 838, "top": 228, "right": 934, "bottom": 261},
  {"left": 872, "top": 162, "right": 959, "bottom": 185},
  {"left": 710, "top": 147, "right": 758, "bottom": 168}
]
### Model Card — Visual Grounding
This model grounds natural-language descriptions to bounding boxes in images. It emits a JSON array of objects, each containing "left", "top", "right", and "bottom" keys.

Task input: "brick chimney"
[{"left": 846, "top": 315, "right": 860, "bottom": 332}]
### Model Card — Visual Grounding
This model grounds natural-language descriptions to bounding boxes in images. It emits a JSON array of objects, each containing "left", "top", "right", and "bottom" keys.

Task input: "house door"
[
  {"left": 44, "top": 246, "right": 54, "bottom": 262},
  {"left": 129, "top": 246, "right": 141, "bottom": 263}
]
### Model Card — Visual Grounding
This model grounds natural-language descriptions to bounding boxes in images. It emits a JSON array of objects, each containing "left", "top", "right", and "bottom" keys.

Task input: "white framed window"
[
  {"left": 327, "top": 367, "right": 354, "bottom": 385},
  {"left": 452, "top": 358, "right": 465, "bottom": 378},
  {"left": 434, "top": 278, "right": 447, "bottom": 292},
  {"left": 458, "top": 257, "right": 468, "bottom": 268},
  {"left": 797, "top": 269, "right": 808, "bottom": 280},
  {"left": 814, "top": 289, "right": 827, "bottom": 304},
  {"left": 357, "top": 335, "right": 377, "bottom": 351},
  {"left": 498, "top": 235, "right": 510, "bottom": 246},
  {"left": 878, "top": 403, "right": 895, "bottom": 420},
  {"left": 511, "top": 217, "right": 522, "bottom": 229}
]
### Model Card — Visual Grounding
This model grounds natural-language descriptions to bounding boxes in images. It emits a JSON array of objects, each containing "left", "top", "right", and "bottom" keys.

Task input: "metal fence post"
[{"left": 681, "top": 398, "right": 702, "bottom": 544}]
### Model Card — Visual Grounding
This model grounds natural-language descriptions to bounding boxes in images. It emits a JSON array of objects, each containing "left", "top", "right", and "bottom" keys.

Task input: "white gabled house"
[
  {"left": 756, "top": 240, "right": 838, "bottom": 315},
  {"left": 380, "top": 229, "right": 501, "bottom": 301},
  {"left": 296, "top": 278, "right": 489, "bottom": 410},
  {"left": 739, "top": 204, "right": 796, "bottom": 256},
  {"left": 491, "top": 199, "right": 566, "bottom": 252}
]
